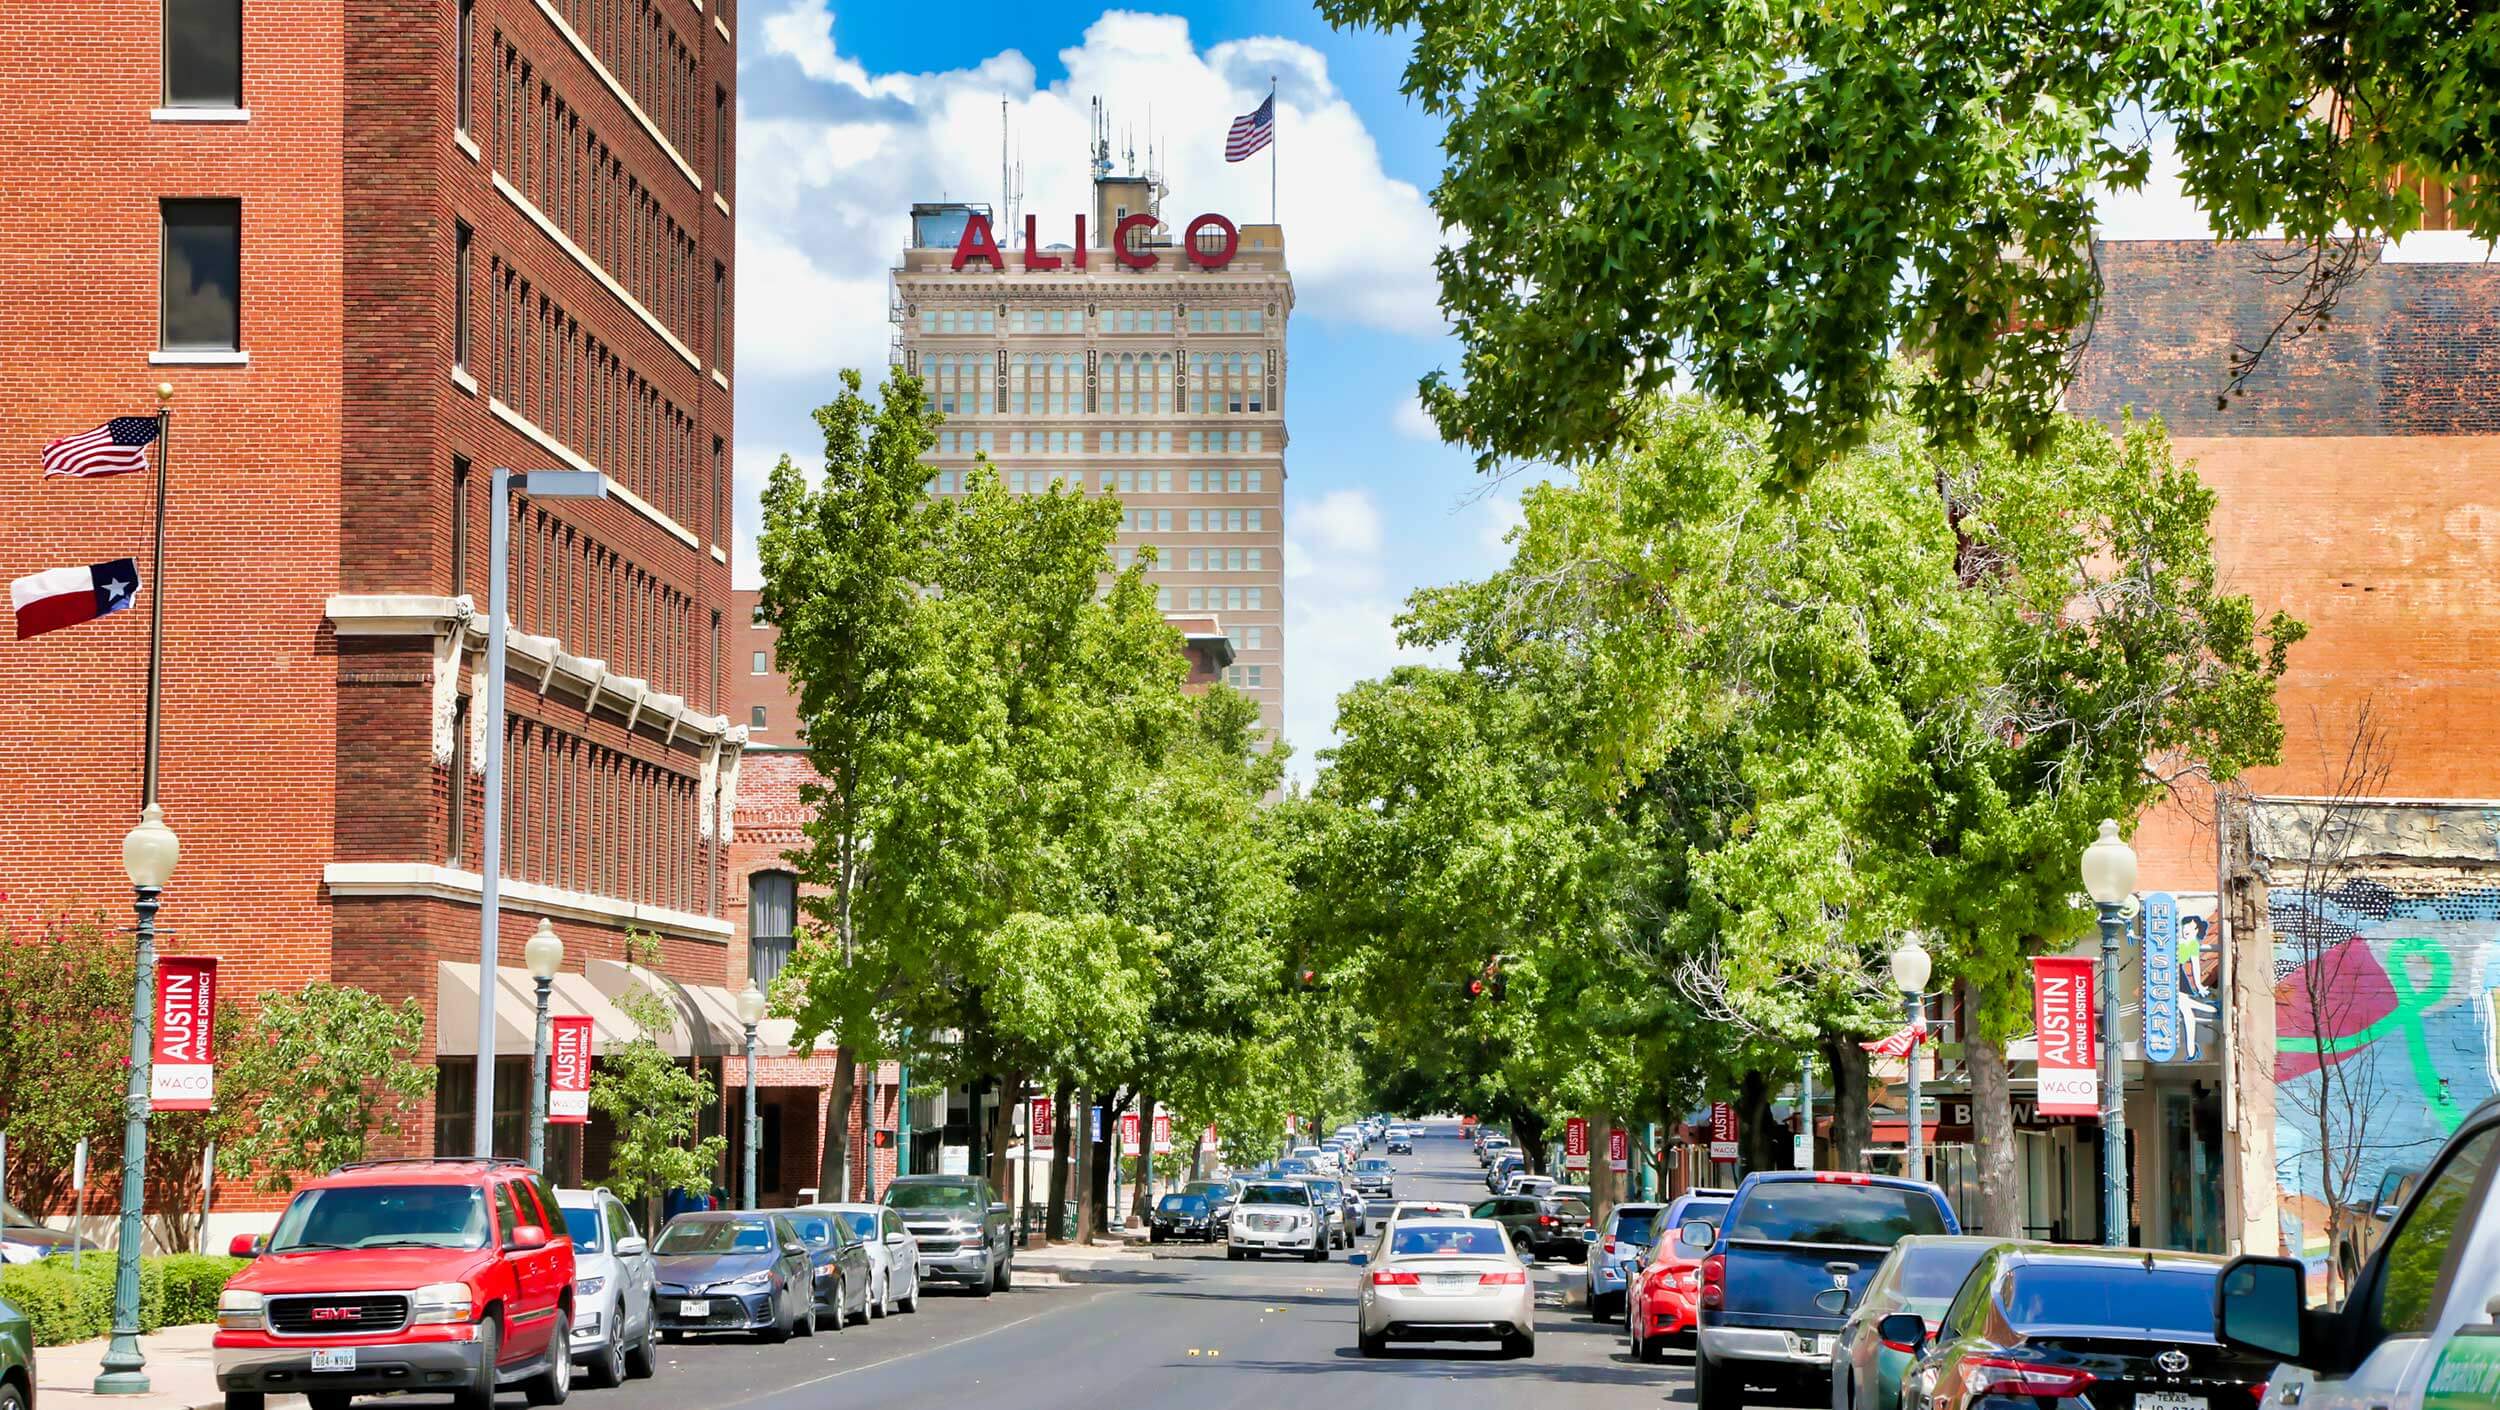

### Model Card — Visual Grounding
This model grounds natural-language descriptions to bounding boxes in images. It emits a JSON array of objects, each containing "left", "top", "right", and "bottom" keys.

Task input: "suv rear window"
[
  {"left": 1728, "top": 1183, "right": 1949, "bottom": 1245},
  {"left": 1611, "top": 1209, "right": 1659, "bottom": 1245},
  {"left": 269, "top": 1184, "right": 491, "bottom": 1252}
]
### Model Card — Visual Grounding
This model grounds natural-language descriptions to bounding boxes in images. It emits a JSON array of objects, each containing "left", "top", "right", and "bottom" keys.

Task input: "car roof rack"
[{"left": 331, "top": 1155, "right": 533, "bottom": 1173}]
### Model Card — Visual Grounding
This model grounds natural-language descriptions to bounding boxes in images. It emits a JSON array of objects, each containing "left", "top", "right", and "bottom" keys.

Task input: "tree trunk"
[
  {"left": 1824, "top": 1033, "right": 1872, "bottom": 1173},
  {"left": 1129, "top": 1091, "right": 1155, "bottom": 1228},
  {"left": 1967, "top": 1026, "right": 2020, "bottom": 1237},
  {"left": 1589, "top": 1113, "right": 1617, "bottom": 1223},
  {"left": 1047, "top": 1082, "right": 1075, "bottom": 1242},
  {"left": 985, "top": 1070, "right": 1021, "bottom": 1197},
  {"left": 820, "top": 1050, "right": 855, "bottom": 1201},
  {"left": 1510, "top": 1108, "right": 1551, "bottom": 1176},
  {"left": 1072, "top": 1089, "right": 1098, "bottom": 1244},
  {"left": 1737, "top": 1069, "right": 1781, "bottom": 1175}
]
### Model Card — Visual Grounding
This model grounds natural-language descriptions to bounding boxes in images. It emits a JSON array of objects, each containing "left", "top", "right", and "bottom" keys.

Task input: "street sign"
[
  {"left": 1793, "top": 1134, "right": 1812, "bottom": 1169},
  {"left": 939, "top": 1144, "right": 970, "bottom": 1175},
  {"left": 1030, "top": 1097, "right": 1055, "bottom": 1150},
  {"left": 1565, "top": 1117, "right": 1590, "bottom": 1161},
  {"left": 1608, "top": 1126, "right": 1630, "bottom": 1173},
  {"left": 1151, "top": 1111, "right": 1173, "bottom": 1155},
  {"left": 151, "top": 955, "right": 218, "bottom": 1110},
  {"left": 2032, "top": 956, "right": 2100, "bottom": 1116},
  {"left": 2141, "top": 892, "right": 2182, "bottom": 1063},
  {"left": 547, "top": 1015, "right": 592, "bottom": 1123},
  {"left": 1120, "top": 1111, "right": 1141, "bottom": 1156},
  {"left": 1708, "top": 1103, "right": 1739, "bottom": 1162},
  {"left": 1091, "top": 1105, "right": 1103, "bottom": 1142}
]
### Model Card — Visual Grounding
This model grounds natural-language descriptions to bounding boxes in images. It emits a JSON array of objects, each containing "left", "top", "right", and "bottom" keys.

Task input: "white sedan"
[
  {"left": 1351, "top": 1218, "right": 1536, "bottom": 1359},
  {"left": 801, "top": 1203, "right": 922, "bottom": 1316}
]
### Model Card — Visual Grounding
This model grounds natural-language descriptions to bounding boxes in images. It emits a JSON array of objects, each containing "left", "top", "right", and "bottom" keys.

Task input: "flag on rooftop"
[
  {"left": 1225, "top": 94, "right": 1275, "bottom": 163},
  {"left": 41, "top": 417, "right": 160, "bottom": 479}
]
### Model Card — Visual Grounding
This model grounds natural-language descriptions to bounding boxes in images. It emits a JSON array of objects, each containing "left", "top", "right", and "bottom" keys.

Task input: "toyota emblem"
[{"left": 2156, "top": 1350, "right": 2192, "bottom": 1375}]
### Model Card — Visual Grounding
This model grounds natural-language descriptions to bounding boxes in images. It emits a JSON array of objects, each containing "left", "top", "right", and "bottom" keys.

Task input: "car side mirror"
[
  {"left": 1581, "top": 1229, "right": 1598, "bottom": 1244},
  {"left": 615, "top": 1235, "right": 648, "bottom": 1258},
  {"left": 228, "top": 1233, "right": 263, "bottom": 1259},
  {"left": 1680, "top": 1220, "right": 1717, "bottom": 1251},
  {"left": 1348, "top": 1252, "right": 1368, "bottom": 1268},
  {"left": 785, "top": 1241, "right": 808, "bottom": 1256},
  {"left": 1876, "top": 1312, "right": 1928, "bottom": 1354},
  {"left": 2218, "top": 1256, "right": 2322, "bottom": 1368},
  {"left": 888, "top": 1232, "right": 912, "bottom": 1245},
  {"left": 511, "top": 1224, "right": 549, "bottom": 1250}
]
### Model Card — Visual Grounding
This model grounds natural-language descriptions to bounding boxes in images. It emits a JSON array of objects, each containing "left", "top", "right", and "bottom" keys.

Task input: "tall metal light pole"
[
  {"left": 94, "top": 804, "right": 179, "bottom": 1396},
  {"left": 737, "top": 984, "right": 768, "bottom": 1209},
  {"left": 474, "top": 468, "right": 611, "bottom": 1159},
  {"left": 1889, "top": 932, "right": 1933, "bottom": 1183},
  {"left": 2081, "top": 819, "right": 2139, "bottom": 1247},
  {"left": 523, "top": 920, "right": 564, "bottom": 1172}
]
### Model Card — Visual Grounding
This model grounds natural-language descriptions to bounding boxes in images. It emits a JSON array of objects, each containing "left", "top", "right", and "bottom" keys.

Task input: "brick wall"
[{"left": 728, "top": 588, "right": 803, "bottom": 743}]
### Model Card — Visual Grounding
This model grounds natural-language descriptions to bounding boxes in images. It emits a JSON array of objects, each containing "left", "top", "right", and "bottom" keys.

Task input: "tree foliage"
[
  {"left": 589, "top": 936, "right": 726, "bottom": 1210},
  {"left": 216, "top": 983, "right": 434, "bottom": 1192},
  {"left": 1322, "top": 0, "right": 2500, "bottom": 478}
]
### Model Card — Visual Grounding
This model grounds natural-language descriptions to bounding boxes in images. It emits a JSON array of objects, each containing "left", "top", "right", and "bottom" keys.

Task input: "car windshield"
[
  {"left": 1160, "top": 1196, "right": 1207, "bottom": 1213},
  {"left": 1898, "top": 1243, "right": 1994, "bottom": 1300},
  {"left": 883, "top": 1183, "right": 982, "bottom": 1211},
  {"left": 1728, "top": 1184, "right": 1949, "bottom": 1245},
  {"left": 656, "top": 1219, "right": 777, "bottom": 1254},
  {"left": 1239, "top": 1185, "right": 1308, "bottom": 1206},
  {"left": 1276, "top": 1160, "right": 1314, "bottom": 1176},
  {"left": 268, "top": 1184, "right": 490, "bottom": 1252},
  {"left": 1184, "top": 1182, "right": 1227, "bottom": 1198},
  {"left": 3, "top": 1200, "right": 43, "bottom": 1229},
  {"left": 1357, "top": 1160, "right": 1391, "bottom": 1172},
  {"left": 1612, "top": 1210, "right": 1659, "bottom": 1245},
  {"left": 834, "top": 1211, "right": 880, "bottom": 1239},
  {"left": 1551, "top": 1198, "right": 1591, "bottom": 1219},
  {"left": 560, "top": 1204, "right": 603, "bottom": 1253},
  {"left": 2003, "top": 1264, "right": 2221, "bottom": 1337},
  {"left": 1306, "top": 1180, "right": 1342, "bottom": 1197},
  {"left": 1392, "top": 1226, "right": 1509, "bottom": 1257}
]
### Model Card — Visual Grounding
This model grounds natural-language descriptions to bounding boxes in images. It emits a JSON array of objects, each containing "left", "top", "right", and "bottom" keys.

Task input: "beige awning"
[
  {"left": 433, "top": 962, "right": 644, "bottom": 1057},
  {"left": 581, "top": 959, "right": 800, "bottom": 1059}
]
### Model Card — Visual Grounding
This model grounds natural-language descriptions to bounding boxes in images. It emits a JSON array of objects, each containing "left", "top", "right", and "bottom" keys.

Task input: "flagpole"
[
  {"left": 1269, "top": 76, "right": 1278, "bottom": 226},
  {"left": 142, "top": 384, "right": 171, "bottom": 808}
]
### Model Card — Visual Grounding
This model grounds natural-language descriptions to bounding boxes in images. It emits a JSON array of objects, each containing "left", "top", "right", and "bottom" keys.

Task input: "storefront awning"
[
  {"left": 434, "top": 962, "right": 643, "bottom": 1057},
  {"left": 581, "top": 959, "right": 800, "bottom": 1059}
]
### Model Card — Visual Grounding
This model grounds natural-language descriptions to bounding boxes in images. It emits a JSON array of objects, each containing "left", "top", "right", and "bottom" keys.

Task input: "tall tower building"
[{"left": 892, "top": 170, "right": 1291, "bottom": 732}]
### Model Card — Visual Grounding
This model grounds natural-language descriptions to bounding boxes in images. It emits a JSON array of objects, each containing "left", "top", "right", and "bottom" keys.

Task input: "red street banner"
[
  {"left": 1708, "top": 1103, "right": 1740, "bottom": 1162},
  {"left": 1029, "top": 1098, "right": 1055, "bottom": 1150},
  {"left": 2032, "top": 956, "right": 2100, "bottom": 1117},
  {"left": 1203, "top": 1123, "right": 1220, "bottom": 1149},
  {"left": 1564, "top": 1116, "right": 1590, "bottom": 1160},
  {"left": 150, "top": 956, "right": 217, "bottom": 1110},
  {"left": 1120, "top": 1111, "right": 1141, "bottom": 1156},
  {"left": 1151, "top": 1112, "right": 1173, "bottom": 1155},
  {"left": 1608, "top": 1126, "right": 1631, "bottom": 1173},
  {"left": 547, "top": 1015, "right": 593, "bottom": 1123}
]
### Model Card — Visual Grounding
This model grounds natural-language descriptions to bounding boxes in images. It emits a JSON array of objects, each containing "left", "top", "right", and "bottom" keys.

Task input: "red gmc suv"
[{"left": 213, "top": 1157, "right": 576, "bottom": 1410}]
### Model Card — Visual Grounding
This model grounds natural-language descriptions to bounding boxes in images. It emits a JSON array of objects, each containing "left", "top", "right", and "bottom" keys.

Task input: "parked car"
[
  {"left": 1691, "top": 1171, "right": 1958, "bottom": 1410},
  {"left": 2331, "top": 1163, "right": 2425, "bottom": 1292},
  {"left": 651, "top": 1211, "right": 819, "bottom": 1343},
  {"left": 803, "top": 1204, "right": 921, "bottom": 1316},
  {"left": 1302, "top": 1177, "right": 1357, "bottom": 1248},
  {"left": 1274, "top": 1157, "right": 1317, "bottom": 1179},
  {"left": 1477, "top": 1136, "right": 1513, "bottom": 1168},
  {"left": 0, "top": 1292, "right": 32, "bottom": 1410},
  {"left": 1486, "top": 1154, "right": 1526, "bottom": 1193},
  {"left": 882, "top": 1174, "right": 1014, "bottom": 1295},
  {"left": 1514, "top": 1176, "right": 1558, "bottom": 1202},
  {"left": 1350, "top": 1218, "right": 1535, "bottom": 1359},
  {"left": 1469, "top": 1194, "right": 1581, "bottom": 1261},
  {"left": 1898, "top": 1246, "right": 2275, "bottom": 1410},
  {"left": 1151, "top": 1194, "right": 1219, "bottom": 1243},
  {"left": 1826, "top": 1234, "right": 1996, "bottom": 1410},
  {"left": 1584, "top": 1201, "right": 1663, "bottom": 1322},
  {"left": 1625, "top": 1190, "right": 1736, "bottom": 1361},
  {"left": 783, "top": 1210, "right": 874, "bottom": 1327},
  {"left": 553, "top": 1186, "right": 658, "bottom": 1387},
  {"left": 1551, "top": 1183, "right": 1594, "bottom": 1208},
  {"left": 1184, "top": 1180, "right": 1240, "bottom": 1233},
  {"left": 1228, "top": 1181, "right": 1327, "bottom": 1262},
  {"left": 0, "top": 1201, "right": 72, "bottom": 1266},
  {"left": 213, "top": 1156, "right": 577, "bottom": 1410},
  {"left": 2216, "top": 1093, "right": 2500, "bottom": 1410}
]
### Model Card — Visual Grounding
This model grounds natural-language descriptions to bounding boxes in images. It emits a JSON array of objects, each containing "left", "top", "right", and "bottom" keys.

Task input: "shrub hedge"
[{"left": 0, "top": 1252, "right": 246, "bottom": 1346}]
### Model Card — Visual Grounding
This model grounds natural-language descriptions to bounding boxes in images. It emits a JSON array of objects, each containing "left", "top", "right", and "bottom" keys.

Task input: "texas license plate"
[
  {"left": 2139, "top": 1395, "right": 2205, "bottom": 1410},
  {"left": 310, "top": 1348, "right": 357, "bottom": 1373},
  {"left": 678, "top": 1299, "right": 710, "bottom": 1318}
]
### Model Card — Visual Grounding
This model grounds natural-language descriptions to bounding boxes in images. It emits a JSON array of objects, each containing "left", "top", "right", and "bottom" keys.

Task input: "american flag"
[
  {"left": 1859, "top": 1021, "right": 1933, "bottom": 1058},
  {"left": 42, "top": 416, "right": 160, "bottom": 479},
  {"left": 1225, "top": 94, "right": 1275, "bottom": 163}
]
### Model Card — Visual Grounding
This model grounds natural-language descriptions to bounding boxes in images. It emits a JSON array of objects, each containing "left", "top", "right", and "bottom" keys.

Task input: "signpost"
[
  {"left": 2033, "top": 956, "right": 2101, "bottom": 1116},
  {"left": 149, "top": 956, "right": 217, "bottom": 1110},
  {"left": 546, "top": 1016, "right": 592, "bottom": 1124},
  {"left": 2141, "top": 892, "right": 2182, "bottom": 1063}
]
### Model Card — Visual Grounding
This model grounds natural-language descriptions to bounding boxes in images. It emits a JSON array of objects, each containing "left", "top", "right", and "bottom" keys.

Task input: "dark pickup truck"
[{"left": 1689, "top": 1171, "right": 1958, "bottom": 1410}]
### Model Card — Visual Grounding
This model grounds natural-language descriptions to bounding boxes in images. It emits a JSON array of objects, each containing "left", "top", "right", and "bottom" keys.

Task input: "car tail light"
[
  {"left": 1370, "top": 1270, "right": 1419, "bottom": 1286},
  {"left": 1602, "top": 1239, "right": 1619, "bottom": 1256},
  {"left": 1479, "top": 1270, "right": 1527, "bottom": 1285},
  {"left": 1538, "top": 1215, "right": 1555, "bottom": 1227},
  {"left": 2246, "top": 1385, "right": 2271, "bottom": 1405},
  {"left": 1699, "top": 1253, "right": 1726, "bottom": 1310},
  {"left": 1812, "top": 1173, "right": 1874, "bottom": 1185},
  {"left": 1959, "top": 1357, "right": 2096, "bottom": 1398}
]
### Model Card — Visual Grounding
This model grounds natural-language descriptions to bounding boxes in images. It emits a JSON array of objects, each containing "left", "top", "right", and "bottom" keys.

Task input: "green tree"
[
  {"left": 217, "top": 983, "right": 435, "bottom": 1192},
  {"left": 0, "top": 917, "right": 139, "bottom": 1215},
  {"left": 590, "top": 938, "right": 727, "bottom": 1226},
  {"left": 1323, "top": 0, "right": 2500, "bottom": 477}
]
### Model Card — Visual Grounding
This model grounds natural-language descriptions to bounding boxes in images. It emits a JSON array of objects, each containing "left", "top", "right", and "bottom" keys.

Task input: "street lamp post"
[
  {"left": 474, "top": 468, "right": 612, "bottom": 1159},
  {"left": 2080, "top": 818, "right": 2139, "bottom": 1248},
  {"left": 1889, "top": 932, "right": 1933, "bottom": 1184},
  {"left": 524, "top": 920, "right": 564, "bottom": 1173},
  {"left": 95, "top": 804, "right": 179, "bottom": 1395},
  {"left": 737, "top": 984, "right": 767, "bottom": 1210}
]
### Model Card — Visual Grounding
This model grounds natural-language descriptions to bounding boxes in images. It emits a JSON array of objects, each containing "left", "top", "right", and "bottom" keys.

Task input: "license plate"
[
  {"left": 1429, "top": 1273, "right": 1472, "bottom": 1286},
  {"left": 2139, "top": 1395, "right": 2206, "bottom": 1410},
  {"left": 310, "top": 1348, "right": 356, "bottom": 1373},
  {"left": 678, "top": 1299, "right": 710, "bottom": 1318}
]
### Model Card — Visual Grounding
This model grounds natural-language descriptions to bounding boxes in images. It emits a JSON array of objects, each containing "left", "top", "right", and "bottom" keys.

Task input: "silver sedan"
[{"left": 1351, "top": 1218, "right": 1536, "bottom": 1359}]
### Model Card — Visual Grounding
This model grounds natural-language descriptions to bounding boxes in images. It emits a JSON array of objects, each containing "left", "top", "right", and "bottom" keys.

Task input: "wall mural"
[{"left": 2268, "top": 877, "right": 2500, "bottom": 1279}]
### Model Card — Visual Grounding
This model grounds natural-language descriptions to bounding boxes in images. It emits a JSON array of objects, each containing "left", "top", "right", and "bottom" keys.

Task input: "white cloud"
[
  {"left": 1281, "top": 584, "right": 1447, "bottom": 787},
  {"left": 1391, "top": 394, "right": 1439, "bottom": 442},
  {"left": 1303, "top": 488, "right": 1383, "bottom": 555},
  {"left": 1472, "top": 489, "right": 1524, "bottom": 559},
  {"left": 2092, "top": 128, "right": 2217, "bottom": 240}
]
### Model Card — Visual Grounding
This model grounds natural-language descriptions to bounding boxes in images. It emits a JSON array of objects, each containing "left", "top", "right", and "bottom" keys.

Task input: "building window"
[
  {"left": 712, "top": 261, "right": 726, "bottom": 369},
  {"left": 713, "top": 85, "right": 728, "bottom": 195},
  {"left": 750, "top": 705, "right": 766, "bottom": 729},
  {"left": 452, "top": 456, "right": 473, "bottom": 595},
  {"left": 750, "top": 650, "right": 767, "bottom": 674},
  {"left": 455, "top": 0, "right": 474, "bottom": 133},
  {"left": 160, "top": 199, "right": 240, "bottom": 351},
  {"left": 453, "top": 222, "right": 473, "bottom": 368},
  {"left": 748, "top": 871, "right": 795, "bottom": 988},
  {"left": 164, "top": 0, "right": 242, "bottom": 108}
]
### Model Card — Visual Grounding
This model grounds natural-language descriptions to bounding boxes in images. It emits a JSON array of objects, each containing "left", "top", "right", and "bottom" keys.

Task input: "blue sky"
[{"left": 730, "top": 2, "right": 1522, "bottom": 784}]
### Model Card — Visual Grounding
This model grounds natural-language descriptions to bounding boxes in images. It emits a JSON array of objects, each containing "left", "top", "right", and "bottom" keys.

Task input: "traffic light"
[{"left": 1299, "top": 969, "right": 1318, "bottom": 989}]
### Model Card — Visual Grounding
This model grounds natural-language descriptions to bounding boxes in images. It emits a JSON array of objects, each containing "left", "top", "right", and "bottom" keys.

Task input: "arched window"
[{"left": 749, "top": 871, "right": 796, "bottom": 987}]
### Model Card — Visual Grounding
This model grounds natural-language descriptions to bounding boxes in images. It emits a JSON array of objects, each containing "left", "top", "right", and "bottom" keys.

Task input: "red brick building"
[{"left": 0, "top": 0, "right": 754, "bottom": 1235}]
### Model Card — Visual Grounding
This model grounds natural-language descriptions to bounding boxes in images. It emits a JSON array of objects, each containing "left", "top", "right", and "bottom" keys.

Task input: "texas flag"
[{"left": 12, "top": 559, "right": 140, "bottom": 640}]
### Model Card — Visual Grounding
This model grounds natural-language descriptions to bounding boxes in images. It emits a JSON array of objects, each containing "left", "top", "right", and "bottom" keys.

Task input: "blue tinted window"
[{"left": 2002, "top": 1265, "right": 2219, "bottom": 1337}]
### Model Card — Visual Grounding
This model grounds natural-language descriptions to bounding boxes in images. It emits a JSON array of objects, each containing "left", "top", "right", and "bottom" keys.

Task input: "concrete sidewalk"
[{"left": 33, "top": 1322, "right": 302, "bottom": 1410}]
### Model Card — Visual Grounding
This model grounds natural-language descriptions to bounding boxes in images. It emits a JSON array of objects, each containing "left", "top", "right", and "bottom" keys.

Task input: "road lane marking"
[{"left": 708, "top": 1294, "right": 1100, "bottom": 1408}]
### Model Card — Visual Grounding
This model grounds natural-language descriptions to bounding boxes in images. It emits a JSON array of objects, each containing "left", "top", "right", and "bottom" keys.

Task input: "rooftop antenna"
[
  {"left": 1090, "top": 97, "right": 1113, "bottom": 181},
  {"left": 999, "top": 98, "right": 1009, "bottom": 232}
]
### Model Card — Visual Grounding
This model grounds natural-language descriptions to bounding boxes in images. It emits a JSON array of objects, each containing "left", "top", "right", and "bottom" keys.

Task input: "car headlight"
[
  {"left": 574, "top": 1275, "right": 607, "bottom": 1297},
  {"left": 216, "top": 1289, "right": 265, "bottom": 1331},
  {"left": 714, "top": 1271, "right": 775, "bottom": 1293},
  {"left": 411, "top": 1282, "right": 475, "bottom": 1326}
]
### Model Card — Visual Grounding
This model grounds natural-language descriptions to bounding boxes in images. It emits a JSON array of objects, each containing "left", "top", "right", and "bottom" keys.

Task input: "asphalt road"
[{"left": 565, "top": 1121, "right": 1703, "bottom": 1410}]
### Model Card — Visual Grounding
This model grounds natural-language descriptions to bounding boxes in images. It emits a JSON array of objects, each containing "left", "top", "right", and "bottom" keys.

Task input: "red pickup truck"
[{"left": 213, "top": 1157, "right": 576, "bottom": 1410}]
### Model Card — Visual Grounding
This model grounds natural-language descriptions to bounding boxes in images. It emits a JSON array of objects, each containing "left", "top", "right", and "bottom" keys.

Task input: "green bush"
[{"left": 0, "top": 1250, "right": 232, "bottom": 1346}]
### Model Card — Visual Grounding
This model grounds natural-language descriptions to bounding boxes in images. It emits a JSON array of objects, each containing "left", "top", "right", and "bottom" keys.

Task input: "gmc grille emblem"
[{"left": 310, "top": 1307, "right": 359, "bottom": 1322}]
